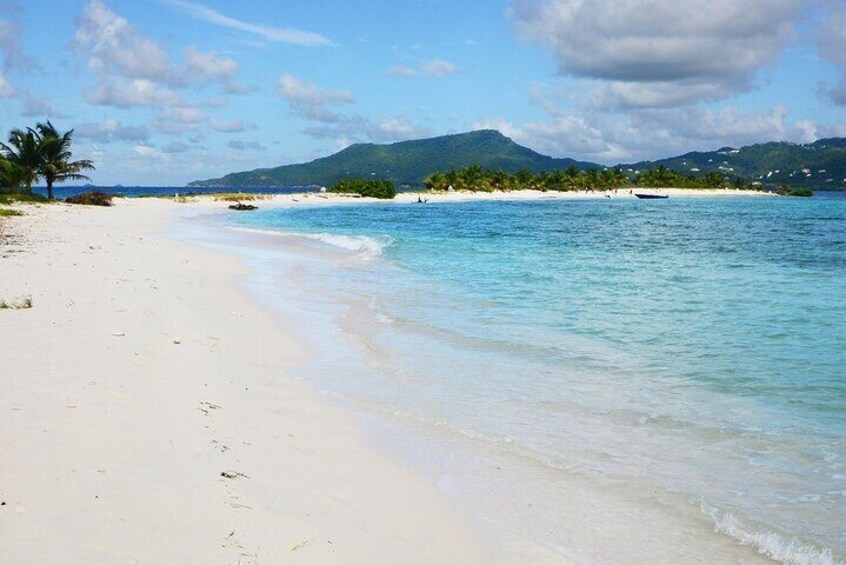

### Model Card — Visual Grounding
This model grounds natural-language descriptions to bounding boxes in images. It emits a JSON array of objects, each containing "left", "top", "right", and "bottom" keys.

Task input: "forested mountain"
[
  {"left": 190, "top": 131, "right": 846, "bottom": 190},
  {"left": 188, "top": 130, "right": 598, "bottom": 187},
  {"left": 624, "top": 139, "right": 846, "bottom": 189}
]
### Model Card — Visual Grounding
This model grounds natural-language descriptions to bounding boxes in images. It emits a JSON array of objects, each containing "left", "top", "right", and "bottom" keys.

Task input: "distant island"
[{"left": 188, "top": 130, "right": 846, "bottom": 191}]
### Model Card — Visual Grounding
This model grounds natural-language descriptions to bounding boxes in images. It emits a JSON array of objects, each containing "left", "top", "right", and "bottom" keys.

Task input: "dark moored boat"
[{"left": 634, "top": 193, "right": 669, "bottom": 199}]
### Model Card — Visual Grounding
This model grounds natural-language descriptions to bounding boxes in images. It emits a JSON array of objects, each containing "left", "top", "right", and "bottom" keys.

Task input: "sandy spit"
[{"left": 0, "top": 198, "right": 512, "bottom": 564}]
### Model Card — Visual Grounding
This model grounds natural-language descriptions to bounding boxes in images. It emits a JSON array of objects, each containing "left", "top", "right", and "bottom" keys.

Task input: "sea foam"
[
  {"left": 701, "top": 502, "right": 840, "bottom": 565},
  {"left": 230, "top": 226, "right": 393, "bottom": 258}
]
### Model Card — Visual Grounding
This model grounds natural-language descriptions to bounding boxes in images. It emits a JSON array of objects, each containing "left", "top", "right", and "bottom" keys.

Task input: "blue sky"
[{"left": 0, "top": 0, "right": 844, "bottom": 186}]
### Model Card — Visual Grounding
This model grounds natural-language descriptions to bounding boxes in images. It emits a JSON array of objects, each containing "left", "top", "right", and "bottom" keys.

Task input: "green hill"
[
  {"left": 625, "top": 138, "right": 846, "bottom": 189},
  {"left": 188, "top": 130, "right": 599, "bottom": 188}
]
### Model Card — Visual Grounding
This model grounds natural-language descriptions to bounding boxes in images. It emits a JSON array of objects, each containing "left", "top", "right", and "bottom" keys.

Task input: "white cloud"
[
  {"left": 76, "top": 0, "right": 243, "bottom": 103},
  {"left": 422, "top": 59, "right": 459, "bottom": 77},
  {"left": 816, "top": 1, "right": 846, "bottom": 104},
  {"left": 210, "top": 118, "right": 246, "bottom": 133},
  {"left": 133, "top": 144, "right": 164, "bottom": 158},
  {"left": 162, "top": 141, "right": 190, "bottom": 153},
  {"left": 157, "top": 0, "right": 333, "bottom": 46},
  {"left": 386, "top": 65, "right": 417, "bottom": 77},
  {"left": 512, "top": 0, "right": 807, "bottom": 106},
  {"left": 387, "top": 60, "right": 460, "bottom": 78},
  {"left": 276, "top": 74, "right": 354, "bottom": 122},
  {"left": 76, "top": 0, "right": 170, "bottom": 81},
  {"left": 470, "top": 100, "right": 825, "bottom": 164},
  {"left": 176, "top": 45, "right": 239, "bottom": 87},
  {"left": 75, "top": 118, "right": 150, "bottom": 143},
  {"left": 21, "top": 93, "right": 68, "bottom": 118},
  {"left": 227, "top": 140, "right": 266, "bottom": 151},
  {"left": 0, "top": 71, "right": 14, "bottom": 97},
  {"left": 276, "top": 74, "right": 354, "bottom": 106},
  {"left": 0, "top": 14, "right": 34, "bottom": 70},
  {"left": 158, "top": 106, "right": 204, "bottom": 124},
  {"left": 87, "top": 79, "right": 182, "bottom": 108},
  {"left": 303, "top": 114, "right": 432, "bottom": 144}
]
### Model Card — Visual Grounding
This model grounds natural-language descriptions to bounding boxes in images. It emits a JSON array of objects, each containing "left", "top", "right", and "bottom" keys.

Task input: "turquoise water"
[{"left": 221, "top": 194, "right": 845, "bottom": 563}]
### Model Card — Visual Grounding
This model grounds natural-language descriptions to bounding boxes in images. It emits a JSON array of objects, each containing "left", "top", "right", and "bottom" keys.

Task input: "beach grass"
[
  {"left": 0, "top": 208, "right": 23, "bottom": 216},
  {"left": 212, "top": 193, "right": 271, "bottom": 202},
  {"left": 0, "top": 296, "right": 32, "bottom": 309},
  {"left": 0, "top": 192, "right": 49, "bottom": 205}
]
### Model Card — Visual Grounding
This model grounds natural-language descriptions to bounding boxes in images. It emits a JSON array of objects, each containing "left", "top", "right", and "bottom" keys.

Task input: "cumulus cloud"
[
  {"left": 87, "top": 79, "right": 182, "bottom": 108},
  {"left": 386, "top": 65, "right": 417, "bottom": 77},
  {"left": 21, "top": 93, "right": 69, "bottom": 118},
  {"left": 274, "top": 74, "right": 430, "bottom": 144},
  {"left": 303, "top": 114, "right": 432, "bottom": 144},
  {"left": 162, "top": 141, "right": 190, "bottom": 153},
  {"left": 387, "top": 60, "right": 460, "bottom": 78},
  {"left": 75, "top": 118, "right": 150, "bottom": 143},
  {"left": 210, "top": 118, "right": 246, "bottom": 133},
  {"left": 156, "top": 0, "right": 333, "bottom": 47},
  {"left": 154, "top": 106, "right": 206, "bottom": 134},
  {"left": 76, "top": 0, "right": 243, "bottom": 102},
  {"left": 0, "top": 71, "right": 14, "bottom": 97},
  {"left": 816, "top": 1, "right": 846, "bottom": 104},
  {"left": 76, "top": 0, "right": 170, "bottom": 80},
  {"left": 511, "top": 0, "right": 807, "bottom": 106},
  {"left": 174, "top": 46, "right": 240, "bottom": 88},
  {"left": 276, "top": 74, "right": 354, "bottom": 122},
  {"left": 158, "top": 106, "right": 204, "bottom": 124},
  {"left": 471, "top": 98, "right": 825, "bottom": 164},
  {"left": 227, "top": 140, "right": 266, "bottom": 151},
  {"left": 0, "top": 12, "right": 34, "bottom": 70},
  {"left": 422, "top": 59, "right": 459, "bottom": 77}
]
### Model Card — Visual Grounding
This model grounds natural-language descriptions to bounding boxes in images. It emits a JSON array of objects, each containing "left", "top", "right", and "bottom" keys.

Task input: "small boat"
[{"left": 634, "top": 193, "right": 669, "bottom": 199}]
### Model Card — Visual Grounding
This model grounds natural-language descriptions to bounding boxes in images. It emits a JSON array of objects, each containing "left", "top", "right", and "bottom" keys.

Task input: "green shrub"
[
  {"left": 776, "top": 185, "right": 813, "bottom": 197},
  {"left": 328, "top": 178, "right": 396, "bottom": 199},
  {"left": 0, "top": 208, "right": 22, "bottom": 216},
  {"left": 66, "top": 191, "right": 114, "bottom": 206},
  {"left": 0, "top": 192, "right": 48, "bottom": 204}
]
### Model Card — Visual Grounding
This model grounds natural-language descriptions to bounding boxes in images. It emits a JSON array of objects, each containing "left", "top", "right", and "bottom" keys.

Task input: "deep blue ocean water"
[{"left": 217, "top": 194, "right": 845, "bottom": 563}]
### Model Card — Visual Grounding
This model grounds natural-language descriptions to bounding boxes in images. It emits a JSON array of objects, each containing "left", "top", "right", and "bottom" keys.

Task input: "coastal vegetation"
[
  {"left": 65, "top": 191, "right": 113, "bottom": 206},
  {"left": 328, "top": 178, "right": 397, "bottom": 199},
  {"left": 627, "top": 138, "right": 846, "bottom": 190},
  {"left": 422, "top": 164, "right": 755, "bottom": 192},
  {"left": 190, "top": 130, "right": 845, "bottom": 191},
  {"left": 777, "top": 185, "right": 813, "bottom": 197},
  {"left": 0, "top": 192, "right": 48, "bottom": 204},
  {"left": 0, "top": 121, "right": 94, "bottom": 200}
]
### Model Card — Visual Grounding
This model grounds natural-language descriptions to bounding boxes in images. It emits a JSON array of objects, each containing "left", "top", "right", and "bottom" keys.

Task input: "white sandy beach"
[
  {"left": 0, "top": 189, "right": 776, "bottom": 564},
  {"left": 0, "top": 197, "right": 513, "bottom": 564}
]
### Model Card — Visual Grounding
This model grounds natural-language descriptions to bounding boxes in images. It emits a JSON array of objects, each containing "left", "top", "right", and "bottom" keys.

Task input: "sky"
[{"left": 0, "top": 0, "right": 845, "bottom": 186}]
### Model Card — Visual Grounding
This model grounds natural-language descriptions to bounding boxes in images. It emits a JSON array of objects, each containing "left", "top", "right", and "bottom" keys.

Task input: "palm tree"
[
  {"left": 0, "top": 156, "right": 28, "bottom": 193},
  {"left": 36, "top": 121, "right": 95, "bottom": 201},
  {"left": 424, "top": 171, "right": 446, "bottom": 191},
  {"left": 0, "top": 129, "right": 42, "bottom": 193}
]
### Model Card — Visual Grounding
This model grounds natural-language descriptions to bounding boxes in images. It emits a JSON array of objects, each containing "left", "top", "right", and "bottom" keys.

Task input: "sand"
[
  {"left": 0, "top": 198, "right": 499, "bottom": 564},
  {"left": 0, "top": 189, "right": 771, "bottom": 563}
]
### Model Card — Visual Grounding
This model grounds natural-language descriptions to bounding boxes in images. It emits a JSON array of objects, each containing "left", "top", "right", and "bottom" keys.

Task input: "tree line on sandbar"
[{"left": 0, "top": 121, "right": 94, "bottom": 200}]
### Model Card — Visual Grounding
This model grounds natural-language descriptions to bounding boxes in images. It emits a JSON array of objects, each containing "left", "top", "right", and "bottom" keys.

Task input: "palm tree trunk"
[{"left": 46, "top": 179, "right": 54, "bottom": 200}]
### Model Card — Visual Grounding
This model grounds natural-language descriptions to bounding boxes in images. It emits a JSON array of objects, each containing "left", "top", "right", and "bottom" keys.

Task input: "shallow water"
[{"left": 214, "top": 194, "right": 845, "bottom": 563}]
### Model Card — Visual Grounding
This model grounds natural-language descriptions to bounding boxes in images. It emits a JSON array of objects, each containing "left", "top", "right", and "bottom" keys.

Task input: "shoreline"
[
  {"left": 181, "top": 203, "right": 788, "bottom": 565},
  {"left": 0, "top": 199, "right": 499, "bottom": 564},
  {"left": 3, "top": 193, "right": 835, "bottom": 563},
  {"left": 166, "top": 186, "right": 775, "bottom": 209}
]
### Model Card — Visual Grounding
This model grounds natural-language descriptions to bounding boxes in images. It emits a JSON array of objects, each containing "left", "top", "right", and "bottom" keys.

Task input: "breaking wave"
[
  {"left": 230, "top": 226, "right": 393, "bottom": 258},
  {"left": 700, "top": 502, "right": 840, "bottom": 565}
]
